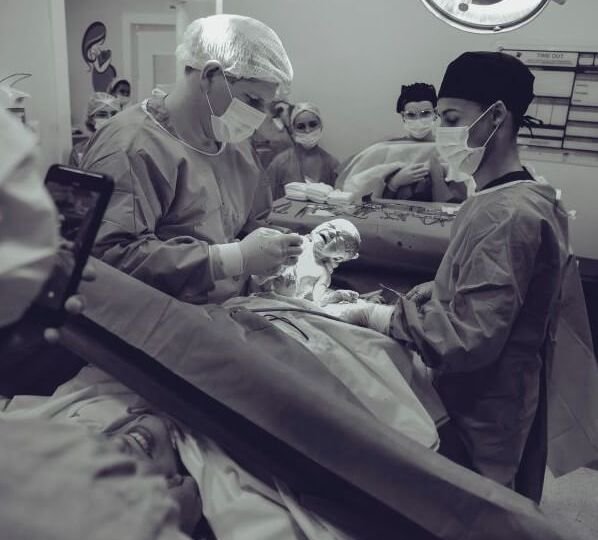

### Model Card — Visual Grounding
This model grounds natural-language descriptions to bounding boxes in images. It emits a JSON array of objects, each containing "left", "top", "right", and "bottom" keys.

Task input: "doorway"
[{"left": 126, "top": 19, "right": 177, "bottom": 102}]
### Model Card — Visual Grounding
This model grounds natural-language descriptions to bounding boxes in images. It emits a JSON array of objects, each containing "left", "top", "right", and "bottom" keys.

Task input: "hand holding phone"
[{"left": 34, "top": 165, "right": 113, "bottom": 325}]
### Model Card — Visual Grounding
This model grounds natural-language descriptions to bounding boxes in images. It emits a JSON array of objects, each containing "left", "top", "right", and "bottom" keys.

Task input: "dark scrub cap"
[
  {"left": 438, "top": 51, "right": 535, "bottom": 127},
  {"left": 396, "top": 83, "right": 438, "bottom": 113}
]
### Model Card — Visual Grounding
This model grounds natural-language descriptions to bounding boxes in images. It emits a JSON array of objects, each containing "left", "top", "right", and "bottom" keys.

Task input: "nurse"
[
  {"left": 267, "top": 102, "right": 340, "bottom": 200},
  {"left": 81, "top": 15, "right": 303, "bottom": 304},
  {"left": 328, "top": 51, "right": 589, "bottom": 501},
  {"left": 382, "top": 82, "right": 467, "bottom": 202},
  {"left": 69, "top": 92, "right": 120, "bottom": 167}
]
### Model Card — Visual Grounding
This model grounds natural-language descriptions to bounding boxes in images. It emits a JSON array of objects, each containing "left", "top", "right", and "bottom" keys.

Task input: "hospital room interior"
[{"left": 2, "top": 0, "right": 598, "bottom": 539}]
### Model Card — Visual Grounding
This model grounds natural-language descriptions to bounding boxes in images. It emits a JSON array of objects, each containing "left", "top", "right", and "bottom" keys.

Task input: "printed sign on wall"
[{"left": 503, "top": 47, "right": 598, "bottom": 154}]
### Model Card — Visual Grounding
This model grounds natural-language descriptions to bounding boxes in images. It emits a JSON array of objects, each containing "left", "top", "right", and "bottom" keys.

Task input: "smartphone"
[{"left": 35, "top": 165, "right": 114, "bottom": 323}]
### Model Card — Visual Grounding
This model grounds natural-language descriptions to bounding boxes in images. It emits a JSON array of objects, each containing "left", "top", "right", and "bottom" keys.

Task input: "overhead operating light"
[{"left": 420, "top": 0, "right": 567, "bottom": 33}]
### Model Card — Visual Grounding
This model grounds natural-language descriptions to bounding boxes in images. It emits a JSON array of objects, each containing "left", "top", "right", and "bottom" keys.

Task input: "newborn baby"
[{"left": 254, "top": 219, "right": 361, "bottom": 306}]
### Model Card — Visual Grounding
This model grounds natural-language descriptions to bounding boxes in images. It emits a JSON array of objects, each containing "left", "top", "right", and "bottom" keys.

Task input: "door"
[{"left": 131, "top": 23, "right": 177, "bottom": 102}]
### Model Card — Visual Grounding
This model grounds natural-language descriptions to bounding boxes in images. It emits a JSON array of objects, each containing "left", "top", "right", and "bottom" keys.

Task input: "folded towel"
[
  {"left": 327, "top": 189, "right": 354, "bottom": 206},
  {"left": 284, "top": 182, "right": 308, "bottom": 201}
]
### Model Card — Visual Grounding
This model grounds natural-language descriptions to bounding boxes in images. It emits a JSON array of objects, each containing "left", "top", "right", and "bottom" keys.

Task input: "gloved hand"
[
  {"left": 323, "top": 300, "right": 394, "bottom": 333},
  {"left": 321, "top": 289, "right": 360, "bottom": 307},
  {"left": 240, "top": 227, "right": 303, "bottom": 275},
  {"left": 405, "top": 280, "right": 434, "bottom": 307},
  {"left": 387, "top": 163, "right": 430, "bottom": 191}
]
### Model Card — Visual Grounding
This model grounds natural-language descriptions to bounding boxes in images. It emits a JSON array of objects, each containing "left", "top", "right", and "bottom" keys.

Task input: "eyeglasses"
[
  {"left": 402, "top": 110, "right": 437, "bottom": 121},
  {"left": 294, "top": 120, "right": 320, "bottom": 130}
]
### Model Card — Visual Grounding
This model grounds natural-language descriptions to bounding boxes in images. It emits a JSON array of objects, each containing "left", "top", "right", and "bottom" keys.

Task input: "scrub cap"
[
  {"left": 396, "top": 83, "right": 437, "bottom": 113},
  {"left": 290, "top": 102, "right": 322, "bottom": 127},
  {"left": 176, "top": 14, "right": 293, "bottom": 92},
  {"left": 439, "top": 52, "right": 535, "bottom": 125},
  {"left": 86, "top": 92, "right": 120, "bottom": 118},
  {"left": 108, "top": 79, "right": 131, "bottom": 95}
]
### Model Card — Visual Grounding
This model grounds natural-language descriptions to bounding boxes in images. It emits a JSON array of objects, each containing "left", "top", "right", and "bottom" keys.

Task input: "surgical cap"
[
  {"left": 439, "top": 52, "right": 535, "bottom": 124},
  {"left": 396, "top": 83, "right": 438, "bottom": 113},
  {"left": 290, "top": 102, "right": 322, "bottom": 127},
  {"left": 86, "top": 92, "right": 120, "bottom": 119},
  {"left": 176, "top": 14, "right": 293, "bottom": 92}
]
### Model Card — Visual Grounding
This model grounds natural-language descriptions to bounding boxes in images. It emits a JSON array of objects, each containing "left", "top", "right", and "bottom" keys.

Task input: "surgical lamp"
[{"left": 420, "top": 0, "right": 567, "bottom": 33}]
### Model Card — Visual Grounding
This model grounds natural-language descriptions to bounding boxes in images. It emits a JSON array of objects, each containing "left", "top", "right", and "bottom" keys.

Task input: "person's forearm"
[{"left": 96, "top": 234, "right": 217, "bottom": 302}]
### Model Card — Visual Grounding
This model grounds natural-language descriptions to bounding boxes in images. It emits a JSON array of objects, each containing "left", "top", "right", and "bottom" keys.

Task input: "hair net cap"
[
  {"left": 87, "top": 92, "right": 120, "bottom": 118},
  {"left": 290, "top": 102, "right": 322, "bottom": 127},
  {"left": 439, "top": 52, "right": 535, "bottom": 122},
  {"left": 176, "top": 14, "right": 293, "bottom": 92},
  {"left": 396, "top": 83, "right": 438, "bottom": 113}
]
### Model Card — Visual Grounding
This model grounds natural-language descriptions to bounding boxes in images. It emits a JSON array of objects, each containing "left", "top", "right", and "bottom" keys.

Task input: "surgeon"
[
  {"left": 327, "top": 51, "right": 583, "bottom": 501},
  {"left": 81, "top": 15, "right": 303, "bottom": 304},
  {"left": 69, "top": 92, "right": 120, "bottom": 167},
  {"left": 267, "top": 102, "right": 340, "bottom": 200}
]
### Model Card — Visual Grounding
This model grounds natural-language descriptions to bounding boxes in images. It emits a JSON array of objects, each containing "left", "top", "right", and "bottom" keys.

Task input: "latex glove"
[
  {"left": 240, "top": 227, "right": 303, "bottom": 275},
  {"left": 405, "top": 280, "right": 433, "bottom": 308},
  {"left": 321, "top": 289, "right": 360, "bottom": 306},
  {"left": 323, "top": 301, "right": 394, "bottom": 333},
  {"left": 387, "top": 163, "right": 430, "bottom": 191}
]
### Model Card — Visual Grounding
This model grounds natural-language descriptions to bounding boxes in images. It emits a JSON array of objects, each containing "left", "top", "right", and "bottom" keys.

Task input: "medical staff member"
[
  {"left": 108, "top": 78, "right": 132, "bottom": 109},
  {"left": 267, "top": 102, "right": 340, "bottom": 200},
  {"left": 330, "top": 52, "right": 579, "bottom": 501},
  {"left": 383, "top": 82, "right": 467, "bottom": 202},
  {"left": 0, "top": 107, "right": 58, "bottom": 329},
  {"left": 69, "top": 92, "right": 120, "bottom": 167},
  {"left": 81, "top": 15, "right": 303, "bottom": 304}
]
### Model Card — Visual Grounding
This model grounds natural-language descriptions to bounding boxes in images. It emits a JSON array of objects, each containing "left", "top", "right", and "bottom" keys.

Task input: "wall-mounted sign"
[{"left": 502, "top": 47, "right": 598, "bottom": 154}]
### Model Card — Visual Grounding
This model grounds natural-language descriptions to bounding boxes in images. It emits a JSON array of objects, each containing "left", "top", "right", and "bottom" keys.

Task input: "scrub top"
[
  {"left": 389, "top": 175, "right": 575, "bottom": 495},
  {"left": 267, "top": 144, "right": 339, "bottom": 200},
  {"left": 81, "top": 97, "right": 272, "bottom": 304}
]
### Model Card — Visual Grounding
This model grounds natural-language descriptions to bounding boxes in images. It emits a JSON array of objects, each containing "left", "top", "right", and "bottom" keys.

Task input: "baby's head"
[{"left": 311, "top": 219, "right": 361, "bottom": 269}]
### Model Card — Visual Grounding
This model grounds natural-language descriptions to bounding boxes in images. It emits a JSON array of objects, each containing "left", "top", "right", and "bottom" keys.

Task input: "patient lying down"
[
  {"left": 253, "top": 219, "right": 361, "bottom": 306},
  {"left": 1, "top": 296, "right": 441, "bottom": 540}
]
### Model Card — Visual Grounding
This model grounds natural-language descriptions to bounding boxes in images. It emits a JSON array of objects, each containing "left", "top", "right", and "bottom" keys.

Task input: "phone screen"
[
  {"left": 35, "top": 165, "right": 113, "bottom": 318},
  {"left": 43, "top": 181, "right": 99, "bottom": 309}
]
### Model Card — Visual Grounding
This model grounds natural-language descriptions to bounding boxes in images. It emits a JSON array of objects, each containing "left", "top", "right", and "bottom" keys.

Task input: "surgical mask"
[
  {"left": 293, "top": 127, "right": 322, "bottom": 149},
  {"left": 206, "top": 72, "right": 266, "bottom": 144},
  {"left": 94, "top": 117, "right": 110, "bottom": 130},
  {"left": 404, "top": 118, "right": 435, "bottom": 140},
  {"left": 117, "top": 95, "right": 130, "bottom": 108},
  {"left": 435, "top": 103, "right": 502, "bottom": 176}
]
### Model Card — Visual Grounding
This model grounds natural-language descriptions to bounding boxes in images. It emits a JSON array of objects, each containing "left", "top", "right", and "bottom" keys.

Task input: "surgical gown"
[
  {"left": 388, "top": 178, "right": 575, "bottom": 495},
  {"left": 267, "top": 144, "right": 339, "bottom": 200},
  {"left": 80, "top": 97, "right": 272, "bottom": 304}
]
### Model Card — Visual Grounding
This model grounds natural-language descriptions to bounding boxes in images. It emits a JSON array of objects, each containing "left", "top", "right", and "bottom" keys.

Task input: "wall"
[
  {"left": 65, "top": 0, "right": 174, "bottom": 128},
  {"left": 224, "top": 0, "right": 598, "bottom": 259},
  {"left": 0, "top": 0, "right": 71, "bottom": 170}
]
